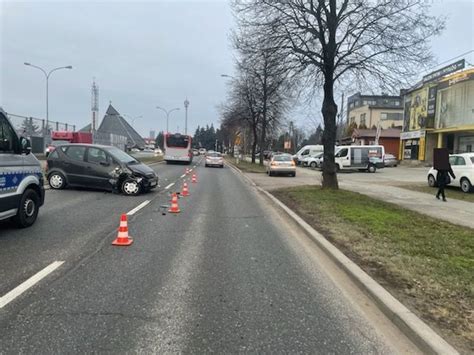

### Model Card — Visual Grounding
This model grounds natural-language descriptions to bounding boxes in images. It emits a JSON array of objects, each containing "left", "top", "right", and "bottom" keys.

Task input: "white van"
[
  {"left": 334, "top": 145, "right": 385, "bottom": 173},
  {"left": 293, "top": 145, "right": 324, "bottom": 165}
]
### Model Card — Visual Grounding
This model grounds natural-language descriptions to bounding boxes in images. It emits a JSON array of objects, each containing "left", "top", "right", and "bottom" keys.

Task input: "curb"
[{"left": 227, "top": 160, "right": 459, "bottom": 355}]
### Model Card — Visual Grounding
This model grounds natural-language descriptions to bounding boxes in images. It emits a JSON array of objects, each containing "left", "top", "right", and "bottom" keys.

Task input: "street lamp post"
[
  {"left": 156, "top": 106, "right": 180, "bottom": 133},
  {"left": 24, "top": 62, "right": 73, "bottom": 137},
  {"left": 124, "top": 114, "right": 143, "bottom": 128},
  {"left": 184, "top": 98, "right": 189, "bottom": 135}
]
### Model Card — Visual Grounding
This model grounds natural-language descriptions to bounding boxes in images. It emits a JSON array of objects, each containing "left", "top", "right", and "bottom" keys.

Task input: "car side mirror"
[{"left": 20, "top": 137, "right": 31, "bottom": 155}]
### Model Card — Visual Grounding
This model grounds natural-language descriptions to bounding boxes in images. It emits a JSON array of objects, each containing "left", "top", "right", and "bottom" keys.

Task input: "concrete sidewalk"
[{"left": 246, "top": 167, "right": 474, "bottom": 229}]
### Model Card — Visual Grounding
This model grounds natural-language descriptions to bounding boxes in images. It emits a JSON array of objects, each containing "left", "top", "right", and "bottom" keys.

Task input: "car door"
[
  {"left": 335, "top": 148, "right": 349, "bottom": 168},
  {"left": 62, "top": 146, "right": 87, "bottom": 185},
  {"left": 84, "top": 147, "right": 114, "bottom": 190},
  {"left": 451, "top": 156, "right": 466, "bottom": 187}
]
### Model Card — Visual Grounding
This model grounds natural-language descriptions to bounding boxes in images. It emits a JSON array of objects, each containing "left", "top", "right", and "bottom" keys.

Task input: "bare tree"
[{"left": 236, "top": 0, "right": 444, "bottom": 188}]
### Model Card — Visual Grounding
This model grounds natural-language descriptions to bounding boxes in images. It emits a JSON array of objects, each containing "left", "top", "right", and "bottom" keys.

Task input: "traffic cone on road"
[
  {"left": 191, "top": 173, "right": 197, "bottom": 184},
  {"left": 181, "top": 182, "right": 190, "bottom": 197},
  {"left": 112, "top": 214, "right": 133, "bottom": 246},
  {"left": 185, "top": 168, "right": 189, "bottom": 175},
  {"left": 168, "top": 193, "right": 181, "bottom": 213}
]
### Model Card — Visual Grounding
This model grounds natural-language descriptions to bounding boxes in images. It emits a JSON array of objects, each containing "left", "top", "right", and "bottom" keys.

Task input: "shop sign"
[
  {"left": 400, "top": 130, "right": 426, "bottom": 140},
  {"left": 422, "top": 59, "right": 465, "bottom": 84},
  {"left": 427, "top": 86, "right": 437, "bottom": 118}
]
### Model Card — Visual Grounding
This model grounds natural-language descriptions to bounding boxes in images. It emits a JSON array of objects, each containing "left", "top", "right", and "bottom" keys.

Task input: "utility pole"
[{"left": 184, "top": 98, "right": 189, "bottom": 135}]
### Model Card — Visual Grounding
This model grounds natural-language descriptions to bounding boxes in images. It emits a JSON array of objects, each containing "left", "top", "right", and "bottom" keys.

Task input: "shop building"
[{"left": 400, "top": 61, "right": 474, "bottom": 163}]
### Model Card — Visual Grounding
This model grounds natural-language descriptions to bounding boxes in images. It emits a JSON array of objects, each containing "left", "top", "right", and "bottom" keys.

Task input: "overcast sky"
[{"left": 1, "top": 0, "right": 473, "bottom": 137}]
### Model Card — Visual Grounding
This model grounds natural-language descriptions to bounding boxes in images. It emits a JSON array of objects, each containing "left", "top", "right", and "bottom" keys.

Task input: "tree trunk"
[
  {"left": 251, "top": 124, "right": 258, "bottom": 164},
  {"left": 321, "top": 76, "right": 339, "bottom": 190},
  {"left": 259, "top": 119, "right": 266, "bottom": 166}
]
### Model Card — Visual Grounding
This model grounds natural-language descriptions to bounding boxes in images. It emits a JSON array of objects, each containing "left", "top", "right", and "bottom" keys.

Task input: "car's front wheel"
[
  {"left": 428, "top": 174, "right": 437, "bottom": 187},
  {"left": 310, "top": 161, "right": 317, "bottom": 168},
  {"left": 14, "top": 188, "right": 40, "bottom": 228},
  {"left": 122, "top": 179, "right": 141, "bottom": 196},
  {"left": 368, "top": 164, "right": 376, "bottom": 173},
  {"left": 49, "top": 172, "right": 66, "bottom": 189},
  {"left": 460, "top": 178, "right": 472, "bottom": 193}
]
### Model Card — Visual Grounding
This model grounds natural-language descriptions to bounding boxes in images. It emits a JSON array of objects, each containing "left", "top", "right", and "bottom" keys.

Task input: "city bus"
[{"left": 164, "top": 133, "right": 193, "bottom": 164}]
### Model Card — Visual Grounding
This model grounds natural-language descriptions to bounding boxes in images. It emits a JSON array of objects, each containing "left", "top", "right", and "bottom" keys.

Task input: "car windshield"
[
  {"left": 274, "top": 155, "right": 292, "bottom": 161},
  {"left": 107, "top": 147, "right": 138, "bottom": 164}
]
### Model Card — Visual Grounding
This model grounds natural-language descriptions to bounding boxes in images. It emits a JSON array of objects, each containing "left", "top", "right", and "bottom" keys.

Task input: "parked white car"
[
  {"left": 302, "top": 152, "right": 324, "bottom": 168},
  {"left": 427, "top": 153, "right": 474, "bottom": 193}
]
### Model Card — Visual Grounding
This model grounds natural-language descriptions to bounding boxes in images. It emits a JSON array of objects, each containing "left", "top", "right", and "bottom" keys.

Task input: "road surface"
[{"left": 0, "top": 158, "right": 417, "bottom": 353}]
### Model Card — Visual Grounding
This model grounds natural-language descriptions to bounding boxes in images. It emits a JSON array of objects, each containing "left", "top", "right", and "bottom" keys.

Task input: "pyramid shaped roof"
[{"left": 98, "top": 104, "right": 146, "bottom": 148}]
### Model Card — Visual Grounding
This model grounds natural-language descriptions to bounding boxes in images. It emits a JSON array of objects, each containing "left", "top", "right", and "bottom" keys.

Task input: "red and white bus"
[{"left": 164, "top": 133, "right": 193, "bottom": 164}]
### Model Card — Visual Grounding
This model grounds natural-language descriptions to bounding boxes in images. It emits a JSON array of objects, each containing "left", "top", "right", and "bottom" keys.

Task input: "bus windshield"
[{"left": 166, "top": 134, "right": 190, "bottom": 148}]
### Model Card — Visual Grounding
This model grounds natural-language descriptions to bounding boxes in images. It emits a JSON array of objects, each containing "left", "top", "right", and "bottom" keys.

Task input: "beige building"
[{"left": 347, "top": 93, "right": 404, "bottom": 130}]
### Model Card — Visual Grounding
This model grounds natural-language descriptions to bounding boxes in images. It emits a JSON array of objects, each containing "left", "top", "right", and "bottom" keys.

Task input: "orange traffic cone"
[
  {"left": 181, "top": 182, "right": 190, "bottom": 197},
  {"left": 112, "top": 214, "right": 133, "bottom": 246},
  {"left": 168, "top": 193, "right": 181, "bottom": 213},
  {"left": 185, "top": 168, "right": 190, "bottom": 175},
  {"left": 191, "top": 173, "right": 197, "bottom": 184}
]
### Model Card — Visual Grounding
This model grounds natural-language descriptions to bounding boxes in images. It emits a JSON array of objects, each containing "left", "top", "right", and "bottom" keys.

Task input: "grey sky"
[{"left": 1, "top": 0, "right": 473, "bottom": 136}]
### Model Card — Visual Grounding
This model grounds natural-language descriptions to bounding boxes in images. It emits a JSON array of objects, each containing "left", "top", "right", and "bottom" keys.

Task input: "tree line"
[{"left": 219, "top": 0, "right": 443, "bottom": 189}]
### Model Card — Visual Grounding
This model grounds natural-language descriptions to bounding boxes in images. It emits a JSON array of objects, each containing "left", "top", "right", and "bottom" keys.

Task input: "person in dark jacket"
[{"left": 436, "top": 164, "right": 456, "bottom": 202}]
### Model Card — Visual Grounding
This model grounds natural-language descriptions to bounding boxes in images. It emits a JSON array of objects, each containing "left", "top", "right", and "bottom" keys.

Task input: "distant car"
[
  {"left": 427, "top": 153, "right": 474, "bottom": 193},
  {"left": 130, "top": 148, "right": 141, "bottom": 153},
  {"left": 199, "top": 148, "right": 206, "bottom": 155},
  {"left": 302, "top": 152, "right": 324, "bottom": 168},
  {"left": 267, "top": 154, "right": 296, "bottom": 177},
  {"left": 205, "top": 152, "right": 224, "bottom": 168},
  {"left": 192, "top": 149, "right": 199, "bottom": 156},
  {"left": 45, "top": 140, "right": 70, "bottom": 157},
  {"left": 384, "top": 154, "right": 399, "bottom": 167},
  {"left": 47, "top": 144, "right": 159, "bottom": 195},
  {"left": 154, "top": 148, "right": 163, "bottom": 155}
]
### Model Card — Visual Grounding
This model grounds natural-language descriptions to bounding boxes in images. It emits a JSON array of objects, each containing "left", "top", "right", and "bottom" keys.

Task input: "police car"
[{"left": 0, "top": 108, "right": 45, "bottom": 227}]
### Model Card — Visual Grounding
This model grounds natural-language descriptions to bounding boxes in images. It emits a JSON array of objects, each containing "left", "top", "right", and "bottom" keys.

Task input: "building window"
[{"left": 360, "top": 113, "right": 367, "bottom": 128}]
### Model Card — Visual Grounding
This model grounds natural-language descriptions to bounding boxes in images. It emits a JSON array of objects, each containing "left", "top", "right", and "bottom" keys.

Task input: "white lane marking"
[
  {"left": 0, "top": 261, "right": 64, "bottom": 309},
  {"left": 127, "top": 200, "right": 150, "bottom": 216},
  {"left": 180, "top": 174, "right": 186, "bottom": 178},
  {"left": 165, "top": 183, "right": 175, "bottom": 190}
]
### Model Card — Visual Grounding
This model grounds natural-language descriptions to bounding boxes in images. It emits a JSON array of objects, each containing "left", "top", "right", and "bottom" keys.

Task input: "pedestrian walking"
[{"left": 436, "top": 163, "right": 456, "bottom": 202}]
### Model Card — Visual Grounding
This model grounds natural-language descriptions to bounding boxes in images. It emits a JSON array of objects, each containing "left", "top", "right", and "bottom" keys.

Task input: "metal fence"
[{"left": 7, "top": 113, "right": 76, "bottom": 137}]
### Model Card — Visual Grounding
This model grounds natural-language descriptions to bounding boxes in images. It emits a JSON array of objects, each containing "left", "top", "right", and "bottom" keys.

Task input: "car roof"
[
  {"left": 55, "top": 143, "right": 114, "bottom": 149},
  {"left": 452, "top": 153, "right": 474, "bottom": 157}
]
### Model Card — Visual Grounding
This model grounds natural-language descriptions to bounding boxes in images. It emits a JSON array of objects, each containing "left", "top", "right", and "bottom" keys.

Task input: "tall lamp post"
[
  {"left": 124, "top": 114, "right": 143, "bottom": 128},
  {"left": 156, "top": 106, "right": 180, "bottom": 133},
  {"left": 184, "top": 98, "right": 189, "bottom": 135},
  {"left": 24, "top": 62, "right": 73, "bottom": 137}
]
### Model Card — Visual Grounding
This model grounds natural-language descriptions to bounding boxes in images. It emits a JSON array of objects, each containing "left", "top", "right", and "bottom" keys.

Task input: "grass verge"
[
  {"left": 225, "top": 156, "right": 267, "bottom": 173},
  {"left": 398, "top": 184, "right": 474, "bottom": 203},
  {"left": 273, "top": 186, "right": 473, "bottom": 353}
]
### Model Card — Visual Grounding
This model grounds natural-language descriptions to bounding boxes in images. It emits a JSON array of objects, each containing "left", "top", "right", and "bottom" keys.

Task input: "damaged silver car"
[{"left": 46, "top": 144, "right": 158, "bottom": 196}]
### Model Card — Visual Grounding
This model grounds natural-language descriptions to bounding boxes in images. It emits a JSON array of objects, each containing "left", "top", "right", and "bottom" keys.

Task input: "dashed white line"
[
  {"left": 0, "top": 261, "right": 64, "bottom": 309},
  {"left": 180, "top": 174, "right": 186, "bottom": 178},
  {"left": 127, "top": 200, "right": 150, "bottom": 216},
  {"left": 165, "top": 182, "right": 175, "bottom": 190}
]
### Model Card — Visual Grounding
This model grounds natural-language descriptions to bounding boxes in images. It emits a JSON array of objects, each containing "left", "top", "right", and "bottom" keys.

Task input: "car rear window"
[
  {"left": 166, "top": 135, "right": 190, "bottom": 148},
  {"left": 207, "top": 153, "right": 221, "bottom": 157},
  {"left": 274, "top": 155, "right": 292, "bottom": 161}
]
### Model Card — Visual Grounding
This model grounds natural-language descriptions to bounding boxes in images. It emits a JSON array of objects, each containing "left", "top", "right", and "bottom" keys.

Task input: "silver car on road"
[{"left": 267, "top": 154, "right": 296, "bottom": 177}]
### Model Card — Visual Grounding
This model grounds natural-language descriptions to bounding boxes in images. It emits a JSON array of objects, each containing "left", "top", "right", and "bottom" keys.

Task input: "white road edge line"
[
  {"left": 0, "top": 261, "right": 64, "bottom": 309},
  {"left": 127, "top": 200, "right": 150, "bottom": 216},
  {"left": 165, "top": 182, "right": 175, "bottom": 190},
  {"left": 180, "top": 174, "right": 186, "bottom": 178}
]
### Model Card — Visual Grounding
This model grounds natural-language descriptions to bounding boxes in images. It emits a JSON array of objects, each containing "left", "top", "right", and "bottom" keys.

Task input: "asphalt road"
[{"left": 0, "top": 158, "right": 414, "bottom": 353}]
